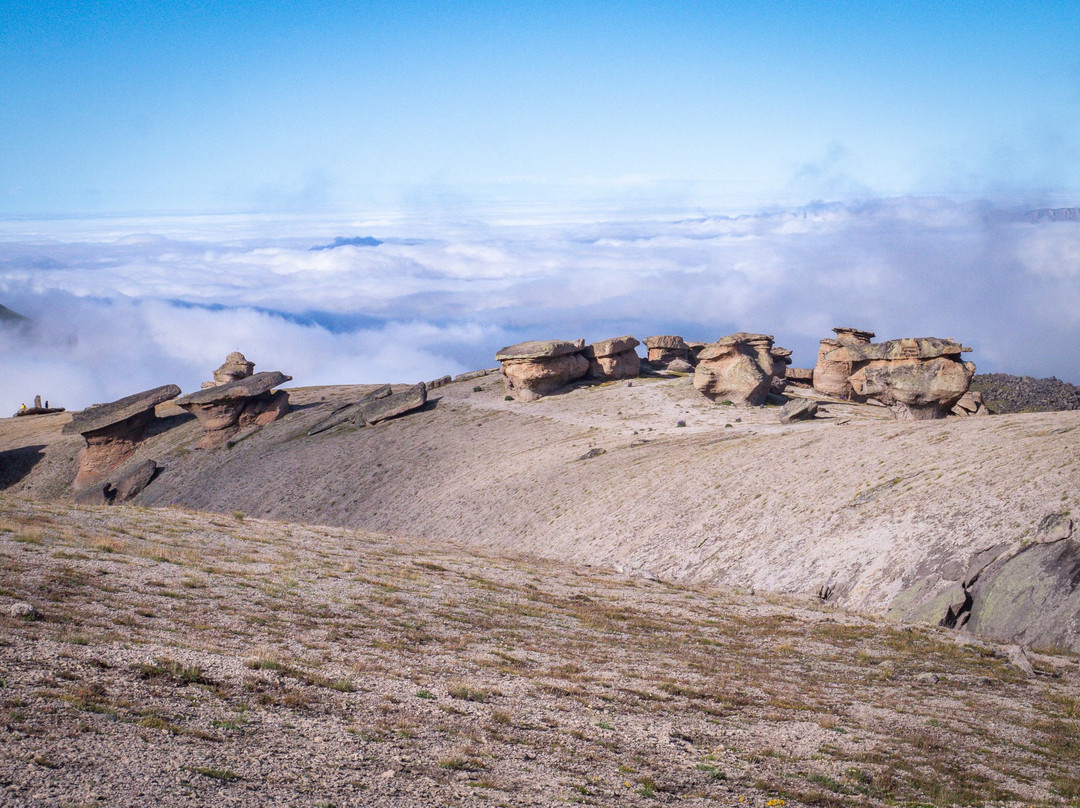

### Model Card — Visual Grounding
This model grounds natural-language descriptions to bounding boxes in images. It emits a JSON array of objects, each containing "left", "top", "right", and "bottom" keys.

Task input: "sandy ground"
[
  {"left": 1, "top": 496, "right": 1078, "bottom": 807},
  {"left": 2, "top": 372, "right": 1079, "bottom": 640}
]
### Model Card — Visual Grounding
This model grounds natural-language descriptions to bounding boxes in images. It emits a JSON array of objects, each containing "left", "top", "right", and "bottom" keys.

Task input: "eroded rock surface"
[
  {"left": 643, "top": 336, "right": 691, "bottom": 368},
  {"left": 583, "top": 336, "right": 640, "bottom": 381},
  {"left": 846, "top": 338, "right": 975, "bottom": 420},
  {"left": 770, "top": 346, "right": 792, "bottom": 392},
  {"left": 693, "top": 333, "right": 775, "bottom": 406},
  {"left": 357, "top": 384, "right": 427, "bottom": 426},
  {"left": 497, "top": 340, "right": 589, "bottom": 401},
  {"left": 64, "top": 384, "right": 180, "bottom": 488},
  {"left": 176, "top": 371, "right": 292, "bottom": 448},
  {"left": 201, "top": 352, "right": 255, "bottom": 389}
]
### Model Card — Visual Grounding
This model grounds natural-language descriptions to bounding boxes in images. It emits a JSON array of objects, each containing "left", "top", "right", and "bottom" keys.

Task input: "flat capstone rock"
[
  {"left": 844, "top": 338, "right": 971, "bottom": 363},
  {"left": 176, "top": 371, "right": 292, "bottom": 406},
  {"left": 495, "top": 340, "right": 583, "bottom": 361},
  {"left": 583, "top": 335, "right": 639, "bottom": 358},
  {"left": 64, "top": 384, "right": 181, "bottom": 435}
]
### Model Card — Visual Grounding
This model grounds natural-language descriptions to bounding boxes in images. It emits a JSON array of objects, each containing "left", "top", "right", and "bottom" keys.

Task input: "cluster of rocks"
[
  {"left": 813, "top": 327, "right": 976, "bottom": 420},
  {"left": 495, "top": 336, "right": 648, "bottom": 401},
  {"left": 969, "top": 373, "right": 1080, "bottom": 414},
  {"left": 63, "top": 353, "right": 293, "bottom": 500},
  {"left": 693, "top": 333, "right": 779, "bottom": 406}
]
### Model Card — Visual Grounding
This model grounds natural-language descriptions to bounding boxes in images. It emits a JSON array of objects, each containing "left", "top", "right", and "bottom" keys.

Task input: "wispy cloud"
[{"left": 1, "top": 197, "right": 1078, "bottom": 413}]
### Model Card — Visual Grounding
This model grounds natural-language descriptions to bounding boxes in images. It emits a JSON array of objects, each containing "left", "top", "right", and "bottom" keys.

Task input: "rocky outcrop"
[
  {"left": 14, "top": 394, "right": 65, "bottom": 417},
  {"left": 64, "top": 384, "right": 181, "bottom": 488},
  {"left": 359, "top": 384, "right": 428, "bottom": 426},
  {"left": 201, "top": 352, "right": 255, "bottom": 389},
  {"left": 813, "top": 328, "right": 975, "bottom": 419},
  {"left": 770, "top": 347, "right": 792, "bottom": 392},
  {"left": 951, "top": 391, "right": 988, "bottom": 417},
  {"left": 813, "top": 328, "right": 875, "bottom": 400},
  {"left": 583, "top": 336, "right": 640, "bottom": 381},
  {"left": 970, "top": 373, "right": 1080, "bottom": 413},
  {"left": 74, "top": 459, "right": 159, "bottom": 506},
  {"left": 643, "top": 336, "right": 691, "bottom": 368},
  {"left": 846, "top": 338, "right": 975, "bottom": 420},
  {"left": 693, "top": 333, "right": 776, "bottom": 406},
  {"left": 496, "top": 340, "right": 589, "bottom": 401},
  {"left": 176, "top": 371, "right": 292, "bottom": 448}
]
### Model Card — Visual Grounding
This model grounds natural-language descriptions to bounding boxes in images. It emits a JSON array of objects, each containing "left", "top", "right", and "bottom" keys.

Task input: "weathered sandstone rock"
[
  {"left": 643, "top": 336, "right": 691, "bottom": 367},
  {"left": 693, "top": 333, "right": 775, "bottom": 406},
  {"left": 308, "top": 385, "right": 391, "bottom": 436},
  {"left": 64, "top": 384, "right": 180, "bottom": 488},
  {"left": 846, "top": 338, "right": 975, "bottom": 420},
  {"left": 583, "top": 336, "right": 640, "bottom": 380},
  {"left": 201, "top": 351, "right": 255, "bottom": 389},
  {"left": 665, "top": 358, "right": 695, "bottom": 374},
  {"left": 74, "top": 459, "right": 159, "bottom": 506},
  {"left": 497, "top": 340, "right": 589, "bottom": 401},
  {"left": 833, "top": 327, "right": 875, "bottom": 346},
  {"left": 770, "top": 346, "right": 792, "bottom": 392},
  {"left": 176, "top": 371, "right": 292, "bottom": 448},
  {"left": 812, "top": 327, "right": 876, "bottom": 400}
]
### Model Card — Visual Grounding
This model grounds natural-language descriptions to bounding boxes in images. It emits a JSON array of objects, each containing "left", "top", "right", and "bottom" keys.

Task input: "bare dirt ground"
[
  {"left": 2, "top": 496, "right": 1078, "bottom": 807},
  {"left": 2, "top": 372, "right": 1079, "bottom": 645}
]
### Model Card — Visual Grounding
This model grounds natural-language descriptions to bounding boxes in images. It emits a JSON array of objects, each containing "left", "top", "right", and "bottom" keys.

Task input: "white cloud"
[{"left": 2, "top": 197, "right": 1079, "bottom": 413}]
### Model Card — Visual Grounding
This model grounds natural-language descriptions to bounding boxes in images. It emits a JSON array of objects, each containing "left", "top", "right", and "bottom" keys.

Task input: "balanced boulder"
[
  {"left": 496, "top": 340, "right": 589, "bottom": 401},
  {"left": 643, "top": 336, "right": 691, "bottom": 368},
  {"left": 176, "top": 371, "right": 291, "bottom": 448},
  {"left": 201, "top": 351, "right": 255, "bottom": 389},
  {"left": 812, "top": 327, "right": 875, "bottom": 400},
  {"left": 64, "top": 384, "right": 181, "bottom": 488},
  {"left": 845, "top": 338, "right": 976, "bottom": 420},
  {"left": 770, "top": 346, "right": 792, "bottom": 392},
  {"left": 583, "top": 336, "right": 640, "bottom": 380},
  {"left": 693, "top": 333, "right": 776, "bottom": 406}
]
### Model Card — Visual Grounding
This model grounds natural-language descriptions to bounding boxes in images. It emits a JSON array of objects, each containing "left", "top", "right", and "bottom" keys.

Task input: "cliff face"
[{"left": 2, "top": 373, "right": 1079, "bottom": 652}]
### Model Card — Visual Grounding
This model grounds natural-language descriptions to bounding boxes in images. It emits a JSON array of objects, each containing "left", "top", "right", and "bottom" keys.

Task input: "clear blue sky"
[{"left": 2, "top": 1, "right": 1078, "bottom": 214}]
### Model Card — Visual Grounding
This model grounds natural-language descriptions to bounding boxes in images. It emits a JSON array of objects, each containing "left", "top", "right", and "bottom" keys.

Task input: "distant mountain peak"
[{"left": 308, "top": 236, "right": 383, "bottom": 251}]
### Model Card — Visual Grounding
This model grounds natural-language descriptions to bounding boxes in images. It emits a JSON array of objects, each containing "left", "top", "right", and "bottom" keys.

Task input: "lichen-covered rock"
[
  {"left": 643, "top": 336, "right": 691, "bottom": 367},
  {"left": 812, "top": 328, "right": 876, "bottom": 400},
  {"left": 64, "top": 384, "right": 180, "bottom": 488},
  {"left": 357, "top": 383, "right": 427, "bottom": 426},
  {"left": 583, "top": 336, "right": 640, "bottom": 380},
  {"left": 693, "top": 333, "right": 775, "bottom": 406},
  {"left": 497, "top": 340, "right": 589, "bottom": 401},
  {"left": 176, "top": 371, "right": 292, "bottom": 448}
]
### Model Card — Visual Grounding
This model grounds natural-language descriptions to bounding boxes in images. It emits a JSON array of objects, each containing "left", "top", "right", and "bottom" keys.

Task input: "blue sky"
[{"left": 3, "top": 1, "right": 1079, "bottom": 214}]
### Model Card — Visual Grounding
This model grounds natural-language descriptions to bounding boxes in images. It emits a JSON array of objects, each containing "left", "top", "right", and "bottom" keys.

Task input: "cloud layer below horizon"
[{"left": 2, "top": 197, "right": 1079, "bottom": 414}]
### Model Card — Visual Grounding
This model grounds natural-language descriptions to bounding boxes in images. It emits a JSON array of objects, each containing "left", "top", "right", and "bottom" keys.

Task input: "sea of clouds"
[{"left": 1, "top": 196, "right": 1078, "bottom": 413}]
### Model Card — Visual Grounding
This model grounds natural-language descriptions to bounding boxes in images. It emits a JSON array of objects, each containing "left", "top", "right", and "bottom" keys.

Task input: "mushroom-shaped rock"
[
  {"left": 201, "top": 351, "right": 255, "bottom": 389},
  {"left": 845, "top": 338, "right": 975, "bottom": 420},
  {"left": 583, "top": 336, "right": 640, "bottom": 380},
  {"left": 496, "top": 340, "right": 589, "bottom": 401},
  {"left": 769, "top": 346, "right": 792, "bottom": 392},
  {"left": 176, "top": 371, "right": 292, "bottom": 448},
  {"left": 693, "top": 333, "right": 775, "bottom": 406},
  {"left": 643, "top": 336, "right": 691, "bottom": 367},
  {"left": 63, "top": 384, "right": 180, "bottom": 488},
  {"left": 832, "top": 327, "right": 876, "bottom": 346},
  {"left": 813, "top": 340, "right": 861, "bottom": 400}
]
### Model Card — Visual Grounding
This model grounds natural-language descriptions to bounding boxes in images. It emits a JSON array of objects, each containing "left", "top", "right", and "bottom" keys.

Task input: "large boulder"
[
  {"left": 693, "top": 333, "right": 775, "bottom": 406},
  {"left": 770, "top": 346, "right": 792, "bottom": 392},
  {"left": 176, "top": 371, "right": 292, "bottom": 448},
  {"left": 812, "top": 327, "right": 875, "bottom": 400},
  {"left": 785, "top": 367, "right": 814, "bottom": 388},
  {"left": 583, "top": 336, "right": 640, "bottom": 381},
  {"left": 201, "top": 352, "right": 255, "bottom": 389},
  {"left": 357, "top": 383, "right": 427, "bottom": 426},
  {"left": 643, "top": 336, "right": 691, "bottom": 368},
  {"left": 496, "top": 340, "right": 589, "bottom": 401},
  {"left": 64, "top": 384, "right": 181, "bottom": 488},
  {"left": 846, "top": 338, "right": 975, "bottom": 420}
]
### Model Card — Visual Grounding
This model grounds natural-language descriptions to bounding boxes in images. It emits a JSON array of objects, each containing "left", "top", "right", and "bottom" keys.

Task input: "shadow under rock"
[{"left": 0, "top": 445, "right": 46, "bottom": 490}]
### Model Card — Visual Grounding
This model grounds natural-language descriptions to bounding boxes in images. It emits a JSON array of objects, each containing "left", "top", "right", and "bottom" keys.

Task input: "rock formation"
[
  {"left": 74, "top": 459, "right": 159, "bottom": 506},
  {"left": 64, "top": 384, "right": 181, "bottom": 488},
  {"left": 845, "top": 338, "right": 976, "bottom": 420},
  {"left": 583, "top": 336, "right": 640, "bottom": 380},
  {"left": 951, "top": 391, "right": 988, "bottom": 417},
  {"left": 307, "top": 383, "right": 428, "bottom": 435},
  {"left": 496, "top": 340, "right": 589, "bottom": 401},
  {"left": 176, "top": 371, "right": 291, "bottom": 448},
  {"left": 777, "top": 398, "right": 818, "bottom": 424},
  {"left": 643, "top": 336, "right": 691, "bottom": 368},
  {"left": 692, "top": 333, "right": 776, "bottom": 406},
  {"left": 812, "top": 327, "right": 875, "bottom": 400},
  {"left": 784, "top": 367, "right": 814, "bottom": 388},
  {"left": 769, "top": 347, "right": 792, "bottom": 392},
  {"left": 201, "top": 352, "right": 255, "bottom": 389}
]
